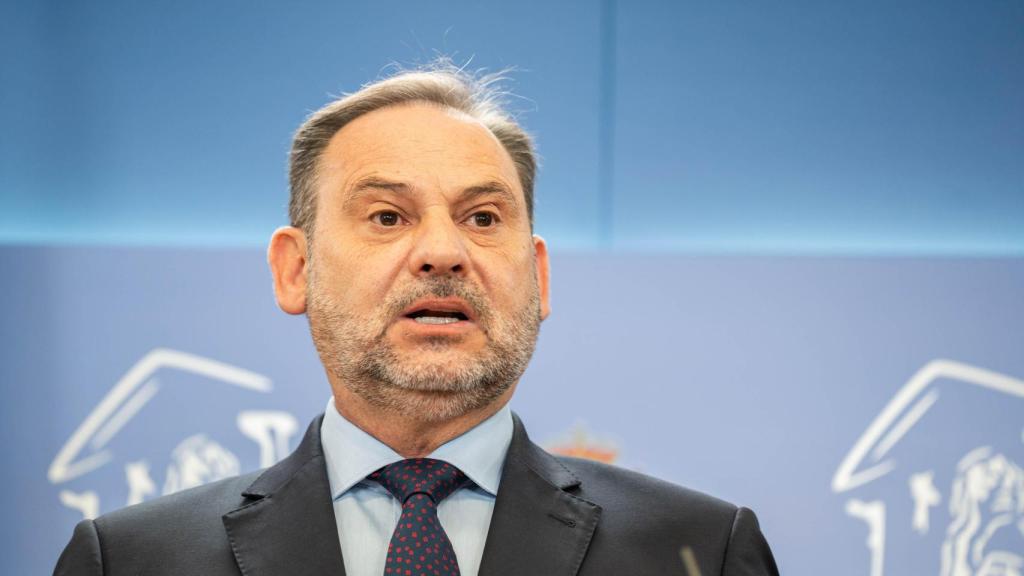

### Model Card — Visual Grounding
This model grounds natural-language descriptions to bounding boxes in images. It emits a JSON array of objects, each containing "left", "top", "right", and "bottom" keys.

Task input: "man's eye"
[
  {"left": 470, "top": 212, "right": 496, "bottom": 227},
  {"left": 372, "top": 211, "right": 402, "bottom": 227}
]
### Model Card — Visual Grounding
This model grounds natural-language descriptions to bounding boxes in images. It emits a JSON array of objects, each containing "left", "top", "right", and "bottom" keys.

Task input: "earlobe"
[
  {"left": 533, "top": 235, "right": 551, "bottom": 320},
  {"left": 267, "top": 226, "right": 309, "bottom": 315}
]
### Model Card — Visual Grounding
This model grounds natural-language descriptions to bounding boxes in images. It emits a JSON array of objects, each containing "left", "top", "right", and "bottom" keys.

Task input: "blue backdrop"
[
  {"left": 2, "top": 1, "right": 1023, "bottom": 575},
  {"left": 3, "top": 247, "right": 1022, "bottom": 574},
  {"left": 3, "top": 0, "right": 1022, "bottom": 253}
]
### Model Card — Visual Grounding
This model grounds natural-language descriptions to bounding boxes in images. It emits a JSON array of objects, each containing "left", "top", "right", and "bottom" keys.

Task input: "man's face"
[{"left": 303, "top": 103, "right": 549, "bottom": 422}]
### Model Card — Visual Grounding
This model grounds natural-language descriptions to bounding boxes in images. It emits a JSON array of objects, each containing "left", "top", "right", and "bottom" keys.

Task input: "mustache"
[{"left": 385, "top": 277, "right": 489, "bottom": 324}]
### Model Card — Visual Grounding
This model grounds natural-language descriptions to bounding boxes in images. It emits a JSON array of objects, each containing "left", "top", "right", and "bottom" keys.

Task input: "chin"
[
  {"left": 395, "top": 345, "right": 483, "bottom": 370},
  {"left": 387, "top": 390, "right": 496, "bottom": 423},
  {"left": 387, "top": 362, "right": 489, "bottom": 392}
]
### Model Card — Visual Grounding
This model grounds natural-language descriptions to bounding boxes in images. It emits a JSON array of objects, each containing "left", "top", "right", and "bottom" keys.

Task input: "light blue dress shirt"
[{"left": 320, "top": 398, "right": 513, "bottom": 576}]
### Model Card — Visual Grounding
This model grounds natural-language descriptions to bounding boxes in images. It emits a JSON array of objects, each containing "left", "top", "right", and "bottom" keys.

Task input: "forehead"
[{"left": 318, "top": 103, "right": 522, "bottom": 198}]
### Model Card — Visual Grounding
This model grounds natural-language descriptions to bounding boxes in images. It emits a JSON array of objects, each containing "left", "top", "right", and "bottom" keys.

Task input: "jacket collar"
[
  {"left": 221, "top": 412, "right": 601, "bottom": 576},
  {"left": 477, "top": 413, "right": 602, "bottom": 576},
  {"left": 222, "top": 414, "right": 347, "bottom": 576}
]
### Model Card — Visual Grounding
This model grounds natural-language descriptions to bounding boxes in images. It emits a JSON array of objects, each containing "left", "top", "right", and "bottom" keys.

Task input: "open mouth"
[
  {"left": 405, "top": 309, "right": 469, "bottom": 325},
  {"left": 401, "top": 298, "right": 474, "bottom": 326}
]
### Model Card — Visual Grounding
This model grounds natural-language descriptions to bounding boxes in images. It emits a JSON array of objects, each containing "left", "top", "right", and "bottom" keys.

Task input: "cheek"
[
  {"left": 315, "top": 242, "right": 406, "bottom": 305},
  {"left": 482, "top": 251, "right": 538, "bottom": 309}
]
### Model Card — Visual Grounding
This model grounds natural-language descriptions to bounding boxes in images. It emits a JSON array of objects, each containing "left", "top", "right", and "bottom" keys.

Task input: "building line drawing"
[
  {"left": 48, "top": 348, "right": 272, "bottom": 485},
  {"left": 833, "top": 360, "right": 1024, "bottom": 494},
  {"left": 833, "top": 359, "right": 1024, "bottom": 576}
]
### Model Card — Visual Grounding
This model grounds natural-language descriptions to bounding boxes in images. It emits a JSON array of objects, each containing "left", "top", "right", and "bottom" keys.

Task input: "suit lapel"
[
  {"left": 220, "top": 412, "right": 601, "bottom": 576},
  {"left": 479, "top": 414, "right": 602, "bottom": 576},
  {"left": 222, "top": 415, "right": 347, "bottom": 576}
]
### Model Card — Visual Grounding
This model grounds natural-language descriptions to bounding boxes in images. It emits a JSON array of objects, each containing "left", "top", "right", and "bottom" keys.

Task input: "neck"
[{"left": 331, "top": 385, "right": 514, "bottom": 457}]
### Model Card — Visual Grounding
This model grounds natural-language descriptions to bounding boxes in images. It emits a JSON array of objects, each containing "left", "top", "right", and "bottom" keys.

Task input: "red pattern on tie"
[{"left": 370, "top": 458, "right": 468, "bottom": 576}]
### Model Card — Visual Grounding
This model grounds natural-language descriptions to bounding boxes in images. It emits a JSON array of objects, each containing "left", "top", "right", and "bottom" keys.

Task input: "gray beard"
[{"left": 307, "top": 274, "right": 541, "bottom": 422}]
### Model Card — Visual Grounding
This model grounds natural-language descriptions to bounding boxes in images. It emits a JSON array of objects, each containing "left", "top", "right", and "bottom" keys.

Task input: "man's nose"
[{"left": 408, "top": 212, "right": 469, "bottom": 277}]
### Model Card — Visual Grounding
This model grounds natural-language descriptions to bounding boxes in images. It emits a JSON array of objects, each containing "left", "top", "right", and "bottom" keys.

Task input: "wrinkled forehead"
[{"left": 317, "top": 103, "right": 522, "bottom": 200}]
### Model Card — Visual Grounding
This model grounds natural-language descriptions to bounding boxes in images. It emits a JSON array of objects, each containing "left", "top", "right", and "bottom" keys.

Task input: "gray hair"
[{"left": 288, "top": 63, "right": 537, "bottom": 239}]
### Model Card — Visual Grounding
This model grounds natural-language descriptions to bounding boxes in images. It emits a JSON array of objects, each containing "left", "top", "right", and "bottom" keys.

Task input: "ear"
[
  {"left": 268, "top": 226, "right": 309, "bottom": 315},
  {"left": 533, "top": 234, "right": 551, "bottom": 320}
]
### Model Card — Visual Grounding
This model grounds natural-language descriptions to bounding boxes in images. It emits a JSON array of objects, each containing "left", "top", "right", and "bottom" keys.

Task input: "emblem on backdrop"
[
  {"left": 546, "top": 422, "right": 619, "bottom": 464},
  {"left": 48, "top": 348, "right": 300, "bottom": 519},
  {"left": 833, "top": 360, "right": 1024, "bottom": 576}
]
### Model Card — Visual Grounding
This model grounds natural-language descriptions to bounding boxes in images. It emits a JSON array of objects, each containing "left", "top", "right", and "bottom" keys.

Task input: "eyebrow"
[
  {"left": 343, "top": 176, "right": 521, "bottom": 211},
  {"left": 459, "top": 181, "right": 520, "bottom": 208}
]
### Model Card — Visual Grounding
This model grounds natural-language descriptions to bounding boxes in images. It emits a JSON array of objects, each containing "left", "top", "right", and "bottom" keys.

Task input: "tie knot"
[{"left": 370, "top": 458, "right": 468, "bottom": 504}]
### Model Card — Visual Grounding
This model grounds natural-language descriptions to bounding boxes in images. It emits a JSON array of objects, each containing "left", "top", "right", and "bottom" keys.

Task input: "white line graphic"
[
  {"left": 832, "top": 360, "right": 1024, "bottom": 494},
  {"left": 49, "top": 348, "right": 272, "bottom": 485}
]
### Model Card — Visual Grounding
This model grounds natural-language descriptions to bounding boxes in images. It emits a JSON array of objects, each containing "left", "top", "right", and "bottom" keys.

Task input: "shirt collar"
[{"left": 320, "top": 397, "right": 513, "bottom": 499}]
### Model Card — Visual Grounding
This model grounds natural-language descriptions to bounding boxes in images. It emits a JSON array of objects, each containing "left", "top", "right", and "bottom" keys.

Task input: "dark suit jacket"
[{"left": 55, "top": 414, "right": 779, "bottom": 575}]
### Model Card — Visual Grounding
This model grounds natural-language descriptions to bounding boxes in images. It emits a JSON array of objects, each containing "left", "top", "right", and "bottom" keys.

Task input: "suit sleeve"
[
  {"left": 53, "top": 519, "right": 104, "bottom": 576},
  {"left": 721, "top": 507, "right": 779, "bottom": 576}
]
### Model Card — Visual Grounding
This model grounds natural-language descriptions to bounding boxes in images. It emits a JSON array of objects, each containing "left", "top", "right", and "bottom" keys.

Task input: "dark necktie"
[{"left": 370, "top": 458, "right": 469, "bottom": 576}]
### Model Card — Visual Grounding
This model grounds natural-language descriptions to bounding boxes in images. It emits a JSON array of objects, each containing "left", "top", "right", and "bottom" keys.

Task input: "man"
[{"left": 55, "top": 64, "right": 779, "bottom": 575}]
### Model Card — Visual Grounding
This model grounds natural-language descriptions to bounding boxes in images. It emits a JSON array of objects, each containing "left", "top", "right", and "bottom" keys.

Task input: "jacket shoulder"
[
  {"left": 98, "top": 470, "right": 261, "bottom": 528},
  {"left": 553, "top": 456, "right": 778, "bottom": 575},
  {"left": 557, "top": 455, "right": 738, "bottom": 519},
  {"left": 88, "top": 471, "right": 261, "bottom": 574}
]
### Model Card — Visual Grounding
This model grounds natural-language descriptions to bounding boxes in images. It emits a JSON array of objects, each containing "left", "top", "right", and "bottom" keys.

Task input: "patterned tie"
[{"left": 370, "top": 458, "right": 469, "bottom": 576}]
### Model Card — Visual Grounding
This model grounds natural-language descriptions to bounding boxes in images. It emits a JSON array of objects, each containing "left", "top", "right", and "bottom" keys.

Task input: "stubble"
[{"left": 306, "top": 269, "right": 541, "bottom": 422}]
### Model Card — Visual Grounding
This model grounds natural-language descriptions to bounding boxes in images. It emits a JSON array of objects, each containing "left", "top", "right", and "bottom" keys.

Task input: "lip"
[
  {"left": 396, "top": 316, "right": 476, "bottom": 337},
  {"left": 399, "top": 297, "right": 477, "bottom": 323}
]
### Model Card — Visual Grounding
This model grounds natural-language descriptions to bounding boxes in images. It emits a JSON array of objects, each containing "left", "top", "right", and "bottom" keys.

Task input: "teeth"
[{"left": 413, "top": 316, "right": 460, "bottom": 325}]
